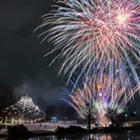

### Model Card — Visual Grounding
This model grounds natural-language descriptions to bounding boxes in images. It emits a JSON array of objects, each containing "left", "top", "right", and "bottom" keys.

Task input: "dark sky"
[
  {"left": 0, "top": 0, "right": 140, "bottom": 114},
  {"left": 0, "top": 0, "right": 65, "bottom": 106}
]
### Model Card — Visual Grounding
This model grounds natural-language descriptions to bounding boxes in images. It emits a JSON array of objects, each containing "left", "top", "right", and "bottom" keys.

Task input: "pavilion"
[{"left": 2, "top": 95, "right": 46, "bottom": 124}]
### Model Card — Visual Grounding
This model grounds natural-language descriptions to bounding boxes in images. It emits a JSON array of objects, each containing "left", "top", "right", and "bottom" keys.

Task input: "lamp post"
[
  {"left": 53, "top": 117, "right": 56, "bottom": 128},
  {"left": 125, "top": 114, "right": 128, "bottom": 122},
  {"left": 134, "top": 111, "right": 137, "bottom": 121}
]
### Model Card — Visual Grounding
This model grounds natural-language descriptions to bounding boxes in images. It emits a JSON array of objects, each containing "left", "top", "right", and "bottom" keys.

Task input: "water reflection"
[
  {"left": 27, "top": 133, "right": 140, "bottom": 140},
  {"left": 1, "top": 133, "right": 140, "bottom": 140},
  {"left": 88, "top": 134, "right": 113, "bottom": 140}
]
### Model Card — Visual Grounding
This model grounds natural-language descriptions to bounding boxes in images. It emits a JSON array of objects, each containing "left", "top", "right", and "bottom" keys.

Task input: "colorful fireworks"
[
  {"left": 37, "top": 0, "right": 140, "bottom": 80},
  {"left": 63, "top": 74, "right": 140, "bottom": 127},
  {"left": 36, "top": 0, "right": 140, "bottom": 127}
]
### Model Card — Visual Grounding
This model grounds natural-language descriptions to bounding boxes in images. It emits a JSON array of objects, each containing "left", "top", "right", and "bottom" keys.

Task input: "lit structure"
[{"left": 2, "top": 95, "right": 45, "bottom": 124}]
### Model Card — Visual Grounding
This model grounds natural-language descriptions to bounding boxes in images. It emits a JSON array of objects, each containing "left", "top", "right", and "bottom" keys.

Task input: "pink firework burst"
[{"left": 37, "top": 0, "right": 140, "bottom": 79}]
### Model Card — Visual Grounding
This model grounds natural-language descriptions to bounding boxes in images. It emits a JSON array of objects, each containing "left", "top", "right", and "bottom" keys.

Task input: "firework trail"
[
  {"left": 62, "top": 73, "right": 140, "bottom": 127},
  {"left": 36, "top": 0, "right": 140, "bottom": 83}
]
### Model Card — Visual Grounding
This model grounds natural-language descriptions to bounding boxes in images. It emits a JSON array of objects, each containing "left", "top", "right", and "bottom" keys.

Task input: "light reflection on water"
[
  {"left": 1, "top": 133, "right": 140, "bottom": 140},
  {"left": 28, "top": 133, "right": 140, "bottom": 140}
]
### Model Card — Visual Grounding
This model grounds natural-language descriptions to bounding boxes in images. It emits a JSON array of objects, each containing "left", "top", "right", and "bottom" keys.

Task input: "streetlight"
[
  {"left": 125, "top": 114, "right": 128, "bottom": 122},
  {"left": 134, "top": 111, "right": 137, "bottom": 121},
  {"left": 52, "top": 117, "right": 56, "bottom": 128}
]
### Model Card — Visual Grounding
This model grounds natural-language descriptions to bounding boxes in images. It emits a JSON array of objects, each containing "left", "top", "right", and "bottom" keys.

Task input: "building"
[{"left": 2, "top": 95, "right": 46, "bottom": 124}]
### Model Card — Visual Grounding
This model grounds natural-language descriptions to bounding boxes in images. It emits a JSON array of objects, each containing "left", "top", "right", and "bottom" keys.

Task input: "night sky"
[
  {"left": 0, "top": 0, "right": 65, "bottom": 107},
  {"left": 0, "top": 0, "right": 140, "bottom": 114}
]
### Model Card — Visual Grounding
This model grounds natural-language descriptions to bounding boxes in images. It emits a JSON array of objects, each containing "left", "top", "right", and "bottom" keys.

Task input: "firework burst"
[
  {"left": 36, "top": 0, "right": 140, "bottom": 81},
  {"left": 62, "top": 74, "right": 140, "bottom": 127}
]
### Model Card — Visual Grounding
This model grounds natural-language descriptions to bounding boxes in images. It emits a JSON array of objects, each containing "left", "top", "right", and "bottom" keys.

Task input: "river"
[{"left": 1, "top": 133, "right": 140, "bottom": 140}]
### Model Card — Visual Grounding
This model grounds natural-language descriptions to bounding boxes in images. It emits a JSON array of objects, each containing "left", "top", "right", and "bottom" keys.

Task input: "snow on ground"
[{"left": 24, "top": 122, "right": 87, "bottom": 132}]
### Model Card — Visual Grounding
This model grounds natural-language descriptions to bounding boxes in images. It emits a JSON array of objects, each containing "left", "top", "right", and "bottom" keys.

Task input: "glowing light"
[
  {"left": 125, "top": 114, "right": 128, "bottom": 117},
  {"left": 97, "top": 84, "right": 102, "bottom": 90},
  {"left": 116, "top": 13, "right": 129, "bottom": 25},
  {"left": 116, "top": 69, "right": 120, "bottom": 73},
  {"left": 36, "top": 106, "right": 39, "bottom": 110},
  {"left": 99, "top": 93, "right": 102, "bottom": 97},
  {"left": 53, "top": 117, "right": 56, "bottom": 120}
]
